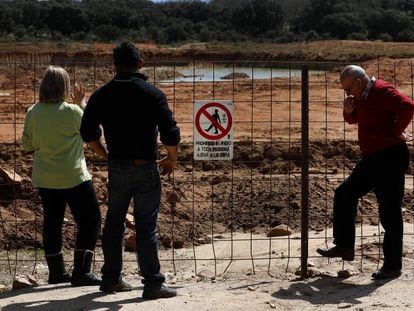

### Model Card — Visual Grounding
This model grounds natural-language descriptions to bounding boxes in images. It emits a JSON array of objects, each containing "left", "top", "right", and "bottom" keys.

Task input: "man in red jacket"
[{"left": 317, "top": 65, "right": 414, "bottom": 279}]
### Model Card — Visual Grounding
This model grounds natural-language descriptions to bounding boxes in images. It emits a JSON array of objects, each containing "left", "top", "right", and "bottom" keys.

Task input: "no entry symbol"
[{"left": 195, "top": 102, "right": 233, "bottom": 140}]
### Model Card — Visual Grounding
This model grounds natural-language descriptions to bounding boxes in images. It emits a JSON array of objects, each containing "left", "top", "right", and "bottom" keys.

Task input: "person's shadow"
[
  {"left": 272, "top": 273, "right": 394, "bottom": 306},
  {"left": 0, "top": 284, "right": 145, "bottom": 311}
]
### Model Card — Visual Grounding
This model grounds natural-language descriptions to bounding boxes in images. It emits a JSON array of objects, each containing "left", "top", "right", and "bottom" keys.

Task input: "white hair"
[{"left": 340, "top": 65, "right": 367, "bottom": 80}]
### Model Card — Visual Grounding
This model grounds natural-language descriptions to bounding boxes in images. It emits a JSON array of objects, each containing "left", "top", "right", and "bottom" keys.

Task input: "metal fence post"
[{"left": 301, "top": 64, "right": 310, "bottom": 279}]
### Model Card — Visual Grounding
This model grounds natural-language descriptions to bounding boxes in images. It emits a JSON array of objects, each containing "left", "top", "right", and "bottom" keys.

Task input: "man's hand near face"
[{"left": 343, "top": 95, "right": 356, "bottom": 114}]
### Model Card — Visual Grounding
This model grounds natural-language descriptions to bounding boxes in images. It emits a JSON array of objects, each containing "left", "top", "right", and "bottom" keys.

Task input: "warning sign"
[{"left": 194, "top": 100, "right": 233, "bottom": 160}]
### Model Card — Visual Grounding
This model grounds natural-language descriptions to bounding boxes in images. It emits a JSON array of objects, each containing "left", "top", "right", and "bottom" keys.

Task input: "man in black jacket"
[{"left": 80, "top": 42, "right": 180, "bottom": 299}]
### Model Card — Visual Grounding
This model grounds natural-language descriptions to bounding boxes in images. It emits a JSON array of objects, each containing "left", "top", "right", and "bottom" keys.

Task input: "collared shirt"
[
  {"left": 344, "top": 79, "right": 414, "bottom": 155},
  {"left": 22, "top": 101, "right": 91, "bottom": 189},
  {"left": 362, "top": 76, "right": 376, "bottom": 101},
  {"left": 80, "top": 72, "right": 180, "bottom": 160}
]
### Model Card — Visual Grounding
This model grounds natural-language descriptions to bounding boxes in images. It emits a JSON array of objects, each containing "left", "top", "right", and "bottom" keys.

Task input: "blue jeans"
[{"left": 101, "top": 160, "right": 165, "bottom": 289}]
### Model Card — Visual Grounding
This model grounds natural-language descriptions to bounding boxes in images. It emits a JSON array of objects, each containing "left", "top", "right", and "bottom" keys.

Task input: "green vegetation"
[
  {"left": 1, "top": 0, "right": 414, "bottom": 43},
  {"left": 293, "top": 0, "right": 414, "bottom": 42}
]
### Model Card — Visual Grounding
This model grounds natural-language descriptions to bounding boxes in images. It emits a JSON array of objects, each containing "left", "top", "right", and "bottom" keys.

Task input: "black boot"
[
  {"left": 45, "top": 253, "right": 71, "bottom": 284},
  {"left": 71, "top": 250, "right": 102, "bottom": 286},
  {"left": 316, "top": 246, "right": 355, "bottom": 261}
]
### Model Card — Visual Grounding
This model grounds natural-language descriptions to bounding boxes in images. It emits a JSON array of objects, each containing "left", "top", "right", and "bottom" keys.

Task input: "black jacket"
[{"left": 80, "top": 72, "right": 180, "bottom": 160}]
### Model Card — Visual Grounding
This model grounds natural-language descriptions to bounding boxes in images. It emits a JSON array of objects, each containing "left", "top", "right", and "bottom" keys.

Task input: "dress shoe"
[
  {"left": 372, "top": 267, "right": 401, "bottom": 280},
  {"left": 316, "top": 245, "right": 354, "bottom": 261},
  {"left": 99, "top": 279, "right": 132, "bottom": 293},
  {"left": 142, "top": 285, "right": 177, "bottom": 299}
]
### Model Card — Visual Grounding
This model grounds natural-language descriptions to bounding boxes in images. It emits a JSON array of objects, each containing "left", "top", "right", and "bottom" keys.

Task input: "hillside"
[
  {"left": 2, "top": 40, "right": 414, "bottom": 63},
  {"left": 1, "top": 0, "right": 414, "bottom": 43}
]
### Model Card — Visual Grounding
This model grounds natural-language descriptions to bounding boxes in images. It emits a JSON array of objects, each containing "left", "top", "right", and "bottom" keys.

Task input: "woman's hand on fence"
[{"left": 73, "top": 83, "right": 87, "bottom": 110}]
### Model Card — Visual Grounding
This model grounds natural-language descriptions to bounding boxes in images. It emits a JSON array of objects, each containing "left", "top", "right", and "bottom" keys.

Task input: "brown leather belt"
[{"left": 133, "top": 159, "right": 151, "bottom": 166}]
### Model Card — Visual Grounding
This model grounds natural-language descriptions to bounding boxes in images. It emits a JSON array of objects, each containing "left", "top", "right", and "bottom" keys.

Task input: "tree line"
[{"left": 1, "top": 0, "right": 414, "bottom": 43}]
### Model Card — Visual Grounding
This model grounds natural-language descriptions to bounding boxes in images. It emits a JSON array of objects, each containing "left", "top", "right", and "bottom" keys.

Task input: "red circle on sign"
[{"left": 195, "top": 102, "right": 233, "bottom": 140}]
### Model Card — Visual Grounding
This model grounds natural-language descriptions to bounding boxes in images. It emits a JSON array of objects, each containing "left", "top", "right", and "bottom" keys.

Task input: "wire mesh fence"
[{"left": 0, "top": 57, "right": 414, "bottom": 284}]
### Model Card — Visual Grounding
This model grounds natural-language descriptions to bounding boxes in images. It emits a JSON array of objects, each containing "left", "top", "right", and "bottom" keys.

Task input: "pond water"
[
  {"left": 0, "top": 90, "right": 10, "bottom": 96},
  {"left": 161, "top": 66, "right": 323, "bottom": 82}
]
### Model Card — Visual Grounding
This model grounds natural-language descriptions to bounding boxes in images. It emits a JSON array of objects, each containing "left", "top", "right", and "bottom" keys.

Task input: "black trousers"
[
  {"left": 38, "top": 180, "right": 101, "bottom": 255},
  {"left": 333, "top": 143, "right": 409, "bottom": 270}
]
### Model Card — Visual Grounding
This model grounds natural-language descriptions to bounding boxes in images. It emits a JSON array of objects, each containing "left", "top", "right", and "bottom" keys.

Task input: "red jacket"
[{"left": 344, "top": 79, "right": 414, "bottom": 156}]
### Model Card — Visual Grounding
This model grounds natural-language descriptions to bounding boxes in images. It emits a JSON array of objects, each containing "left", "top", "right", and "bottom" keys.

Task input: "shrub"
[
  {"left": 378, "top": 33, "right": 394, "bottom": 42},
  {"left": 348, "top": 32, "right": 368, "bottom": 41},
  {"left": 305, "top": 30, "right": 319, "bottom": 41},
  {"left": 92, "top": 25, "right": 121, "bottom": 42},
  {"left": 396, "top": 29, "right": 414, "bottom": 42},
  {"left": 274, "top": 31, "right": 296, "bottom": 43}
]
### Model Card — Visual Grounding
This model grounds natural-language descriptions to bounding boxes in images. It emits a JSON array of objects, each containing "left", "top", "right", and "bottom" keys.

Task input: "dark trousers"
[
  {"left": 333, "top": 143, "right": 409, "bottom": 269},
  {"left": 38, "top": 180, "right": 101, "bottom": 255},
  {"left": 101, "top": 160, "right": 165, "bottom": 289}
]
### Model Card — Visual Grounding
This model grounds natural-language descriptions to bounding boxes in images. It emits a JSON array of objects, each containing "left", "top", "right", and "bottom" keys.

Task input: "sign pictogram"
[{"left": 194, "top": 100, "right": 233, "bottom": 160}]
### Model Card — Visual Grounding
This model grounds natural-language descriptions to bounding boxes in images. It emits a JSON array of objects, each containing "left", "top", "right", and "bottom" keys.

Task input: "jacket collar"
[{"left": 113, "top": 72, "right": 148, "bottom": 82}]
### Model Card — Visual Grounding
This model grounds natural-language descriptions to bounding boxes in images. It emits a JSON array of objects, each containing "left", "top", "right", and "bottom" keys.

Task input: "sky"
[{"left": 151, "top": 0, "right": 207, "bottom": 2}]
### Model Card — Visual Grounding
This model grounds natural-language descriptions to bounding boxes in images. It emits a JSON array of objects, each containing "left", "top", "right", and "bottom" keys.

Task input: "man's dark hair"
[{"left": 113, "top": 42, "right": 140, "bottom": 69}]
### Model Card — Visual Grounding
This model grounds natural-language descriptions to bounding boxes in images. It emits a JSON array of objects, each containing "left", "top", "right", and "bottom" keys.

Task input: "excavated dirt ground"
[{"left": 1, "top": 55, "right": 414, "bottom": 254}]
